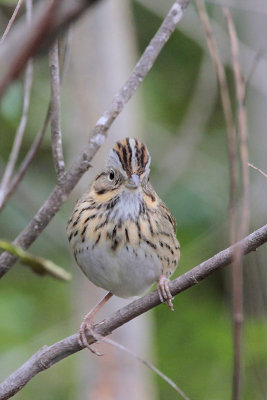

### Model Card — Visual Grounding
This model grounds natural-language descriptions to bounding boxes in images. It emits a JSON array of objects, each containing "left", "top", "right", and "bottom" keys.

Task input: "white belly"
[{"left": 75, "top": 241, "right": 161, "bottom": 298}]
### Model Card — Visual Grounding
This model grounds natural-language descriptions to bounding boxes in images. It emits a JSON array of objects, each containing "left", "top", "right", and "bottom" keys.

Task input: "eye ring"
[{"left": 108, "top": 169, "right": 115, "bottom": 181}]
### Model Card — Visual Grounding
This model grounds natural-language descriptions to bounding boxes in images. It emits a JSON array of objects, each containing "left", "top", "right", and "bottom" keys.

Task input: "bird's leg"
[
  {"left": 157, "top": 275, "right": 174, "bottom": 311},
  {"left": 79, "top": 291, "right": 113, "bottom": 355}
]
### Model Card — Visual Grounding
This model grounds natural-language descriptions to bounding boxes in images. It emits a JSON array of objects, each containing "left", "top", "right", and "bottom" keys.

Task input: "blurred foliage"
[
  {"left": 0, "top": 1, "right": 266, "bottom": 399},
  {"left": 0, "top": 241, "right": 71, "bottom": 280}
]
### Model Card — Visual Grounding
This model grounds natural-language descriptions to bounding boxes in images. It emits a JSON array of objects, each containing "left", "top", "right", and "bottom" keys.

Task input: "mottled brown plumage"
[{"left": 67, "top": 138, "right": 180, "bottom": 351}]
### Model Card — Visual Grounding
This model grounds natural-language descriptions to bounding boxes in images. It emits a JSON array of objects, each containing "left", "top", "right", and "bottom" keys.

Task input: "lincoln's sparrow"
[{"left": 67, "top": 138, "right": 180, "bottom": 352}]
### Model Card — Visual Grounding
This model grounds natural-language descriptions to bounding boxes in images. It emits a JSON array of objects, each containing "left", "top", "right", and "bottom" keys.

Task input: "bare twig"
[
  {"left": 0, "top": 60, "right": 33, "bottom": 205},
  {"left": 0, "top": 30, "right": 71, "bottom": 211},
  {"left": 0, "top": 106, "right": 51, "bottom": 211},
  {"left": 0, "top": 0, "right": 101, "bottom": 97},
  {"left": 0, "top": 224, "right": 266, "bottom": 400},
  {"left": 0, "top": 0, "right": 61, "bottom": 96},
  {"left": 196, "top": 0, "right": 237, "bottom": 244},
  {"left": 102, "top": 337, "right": 190, "bottom": 400},
  {"left": 0, "top": 0, "right": 192, "bottom": 278},
  {"left": 0, "top": 0, "right": 24, "bottom": 45},
  {"left": 49, "top": 39, "right": 65, "bottom": 181},
  {"left": 248, "top": 163, "right": 267, "bottom": 178},
  {"left": 223, "top": 9, "right": 250, "bottom": 400},
  {"left": 0, "top": 0, "right": 33, "bottom": 208}
]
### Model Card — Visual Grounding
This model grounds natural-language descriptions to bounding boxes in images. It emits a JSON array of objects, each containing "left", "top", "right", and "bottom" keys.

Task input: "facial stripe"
[
  {"left": 108, "top": 137, "right": 151, "bottom": 177},
  {"left": 126, "top": 137, "right": 132, "bottom": 170},
  {"left": 122, "top": 144, "right": 128, "bottom": 172}
]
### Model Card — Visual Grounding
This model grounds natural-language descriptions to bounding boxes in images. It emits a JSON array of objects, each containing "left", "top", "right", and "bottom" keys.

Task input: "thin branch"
[
  {"left": 49, "top": 39, "right": 65, "bottom": 181},
  {"left": 0, "top": 106, "right": 50, "bottom": 212},
  {"left": 224, "top": 8, "right": 249, "bottom": 237},
  {"left": 0, "top": 30, "right": 71, "bottom": 212},
  {"left": 248, "top": 163, "right": 267, "bottom": 179},
  {"left": 102, "top": 337, "right": 190, "bottom": 400},
  {"left": 223, "top": 9, "right": 250, "bottom": 400},
  {"left": 0, "top": 224, "right": 266, "bottom": 400},
  {"left": 196, "top": 0, "right": 238, "bottom": 244},
  {"left": 0, "top": 0, "right": 33, "bottom": 208},
  {"left": 0, "top": 60, "right": 33, "bottom": 201},
  {"left": 0, "top": 0, "right": 101, "bottom": 97},
  {"left": 0, "top": 0, "right": 192, "bottom": 278},
  {"left": 0, "top": 0, "right": 61, "bottom": 96},
  {"left": 0, "top": 0, "right": 24, "bottom": 45}
]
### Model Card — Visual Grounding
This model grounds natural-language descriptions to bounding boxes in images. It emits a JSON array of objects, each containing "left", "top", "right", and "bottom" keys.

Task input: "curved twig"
[{"left": 0, "top": 224, "right": 266, "bottom": 400}]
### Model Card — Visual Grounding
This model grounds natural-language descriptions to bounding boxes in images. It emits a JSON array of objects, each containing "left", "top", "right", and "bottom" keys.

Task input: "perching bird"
[{"left": 67, "top": 138, "right": 180, "bottom": 352}]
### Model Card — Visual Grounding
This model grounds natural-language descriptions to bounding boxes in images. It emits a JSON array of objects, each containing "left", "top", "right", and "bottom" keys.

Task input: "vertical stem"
[
  {"left": 49, "top": 39, "right": 65, "bottom": 180},
  {"left": 0, "top": 0, "right": 33, "bottom": 207},
  {"left": 223, "top": 8, "right": 250, "bottom": 400}
]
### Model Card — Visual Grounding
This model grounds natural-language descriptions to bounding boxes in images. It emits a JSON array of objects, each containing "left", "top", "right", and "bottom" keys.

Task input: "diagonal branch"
[
  {"left": 248, "top": 163, "right": 267, "bottom": 179},
  {"left": 0, "top": 0, "right": 191, "bottom": 278},
  {"left": 101, "top": 336, "right": 190, "bottom": 400},
  {"left": 0, "top": 0, "right": 60, "bottom": 96},
  {"left": 0, "top": 106, "right": 50, "bottom": 212},
  {"left": 0, "top": 0, "right": 24, "bottom": 45},
  {"left": 0, "top": 224, "right": 266, "bottom": 400}
]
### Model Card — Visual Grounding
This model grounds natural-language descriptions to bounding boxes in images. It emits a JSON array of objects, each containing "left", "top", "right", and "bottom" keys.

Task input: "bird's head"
[{"left": 93, "top": 138, "right": 151, "bottom": 199}]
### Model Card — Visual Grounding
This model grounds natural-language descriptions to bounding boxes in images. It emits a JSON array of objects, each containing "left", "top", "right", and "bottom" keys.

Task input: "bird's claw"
[
  {"left": 157, "top": 275, "right": 174, "bottom": 312},
  {"left": 79, "top": 318, "right": 104, "bottom": 356}
]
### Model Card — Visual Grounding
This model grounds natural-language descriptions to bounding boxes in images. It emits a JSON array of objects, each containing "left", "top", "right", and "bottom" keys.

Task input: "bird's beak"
[{"left": 125, "top": 174, "right": 140, "bottom": 189}]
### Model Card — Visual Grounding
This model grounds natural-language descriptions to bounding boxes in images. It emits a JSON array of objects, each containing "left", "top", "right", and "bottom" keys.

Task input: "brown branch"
[
  {"left": 196, "top": 0, "right": 238, "bottom": 244},
  {"left": 223, "top": 9, "right": 250, "bottom": 400},
  {"left": 0, "top": 32, "right": 71, "bottom": 212},
  {"left": 0, "top": 0, "right": 24, "bottom": 45},
  {"left": 0, "top": 0, "right": 191, "bottom": 278},
  {"left": 0, "top": 0, "right": 33, "bottom": 208},
  {"left": 49, "top": 39, "right": 65, "bottom": 181},
  {"left": 0, "top": 224, "right": 266, "bottom": 400},
  {"left": 0, "top": 0, "right": 61, "bottom": 96},
  {"left": 0, "top": 0, "right": 102, "bottom": 97}
]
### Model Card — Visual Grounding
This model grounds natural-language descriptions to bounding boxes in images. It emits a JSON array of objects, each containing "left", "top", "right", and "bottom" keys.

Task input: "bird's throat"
[{"left": 110, "top": 189, "right": 143, "bottom": 221}]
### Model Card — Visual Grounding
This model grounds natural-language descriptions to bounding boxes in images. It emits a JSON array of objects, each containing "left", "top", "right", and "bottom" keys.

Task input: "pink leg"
[
  {"left": 79, "top": 291, "right": 113, "bottom": 355},
  {"left": 157, "top": 275, "right": 174, "bottom": 311}
]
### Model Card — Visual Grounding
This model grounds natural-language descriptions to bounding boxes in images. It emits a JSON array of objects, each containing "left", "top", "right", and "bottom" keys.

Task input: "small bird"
[{"left": 67, "top": 138, "right": 180, "bottom": 352}]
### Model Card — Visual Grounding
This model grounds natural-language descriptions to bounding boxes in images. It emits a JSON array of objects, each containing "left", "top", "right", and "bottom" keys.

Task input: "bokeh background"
[{"left": 0, "top": 0, "right": 267, "bottom": 399}]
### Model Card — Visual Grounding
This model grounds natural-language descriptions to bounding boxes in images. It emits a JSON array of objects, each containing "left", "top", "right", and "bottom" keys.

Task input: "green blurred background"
[{"left": 0, "top": 0, "right": 266, "bottom": 399}]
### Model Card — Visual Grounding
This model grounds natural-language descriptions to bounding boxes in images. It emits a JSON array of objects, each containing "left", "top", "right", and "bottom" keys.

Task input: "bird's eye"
[{"left": 108, "top": 169, "right": 115, "bottom": 181}]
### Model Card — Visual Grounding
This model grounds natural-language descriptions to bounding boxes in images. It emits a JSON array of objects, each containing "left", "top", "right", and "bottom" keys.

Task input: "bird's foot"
[
  {"left": 78, "top": 313, "right": 103, "bottom": 356},
  {"left": 157, "top": 275, "right": 174, "bottom": 311},
  {"left": 78, "top": 291, "right": 113, "bottom": 355}
]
